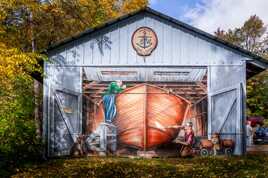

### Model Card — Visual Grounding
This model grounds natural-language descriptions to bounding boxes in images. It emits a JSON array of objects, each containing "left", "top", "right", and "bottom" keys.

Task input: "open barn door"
[
  {"left": 209, "top": 84, "right": 244, "bottom": 155},
  {"left": 82, "top": 66, "right": 208, "bottom": 157},
  {"left": 49, "top": 89, "right": 82, "bottom": 156}
]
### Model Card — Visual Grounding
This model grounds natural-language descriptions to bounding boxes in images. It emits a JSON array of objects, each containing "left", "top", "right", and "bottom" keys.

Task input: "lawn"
[{"left": 7, "top": 155, "right": 268, "bottom": 178}]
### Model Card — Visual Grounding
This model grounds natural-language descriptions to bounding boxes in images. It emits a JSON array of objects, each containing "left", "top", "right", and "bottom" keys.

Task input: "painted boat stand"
[{"left": 85, "top": 123, "right": 117, "bottom": 156}]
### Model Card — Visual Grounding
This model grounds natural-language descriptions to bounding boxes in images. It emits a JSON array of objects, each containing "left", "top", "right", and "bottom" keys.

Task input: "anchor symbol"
[{"left": 136, "top": 30, "right": 152, "bottom": 49}]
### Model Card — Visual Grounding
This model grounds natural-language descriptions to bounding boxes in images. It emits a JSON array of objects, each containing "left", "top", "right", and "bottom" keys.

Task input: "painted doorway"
[{"left": 82, "top": 67, "right": 208, "bottom": 156}]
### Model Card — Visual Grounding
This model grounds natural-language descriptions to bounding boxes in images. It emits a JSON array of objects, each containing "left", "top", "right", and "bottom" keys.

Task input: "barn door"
[
  {"left": 209, "top": 84, "right": 243, "bottom": 155},
  {"left": 49, "top": 89, "right": 82, "bottom": 156}
]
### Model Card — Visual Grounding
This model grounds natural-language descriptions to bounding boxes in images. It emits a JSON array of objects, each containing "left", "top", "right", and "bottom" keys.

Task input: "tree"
[
  {"left": 215, "top": 15, "right": 268, "bottom": 118},
  {"left": 216, "top": 15, "right": 267, "bottom": 54},
  {"left": 0, "top": 42, "right": 43, "bottom": 163},
  {"left": 0, "top": 0, "right": 148, "bottom": 163},
  {"left": 1, "top": 0, "right": 148, "bottom": 52}
]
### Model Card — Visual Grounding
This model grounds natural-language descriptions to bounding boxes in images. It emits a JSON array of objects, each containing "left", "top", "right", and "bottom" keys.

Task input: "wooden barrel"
[{"left": 200, "top": 139, "right": 213, "bottom": 149}]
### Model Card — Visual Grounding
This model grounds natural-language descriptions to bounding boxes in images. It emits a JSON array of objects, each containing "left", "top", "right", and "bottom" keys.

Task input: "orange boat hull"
[{"left": 92, "top": 84, "right": 190, "bottom": 149}]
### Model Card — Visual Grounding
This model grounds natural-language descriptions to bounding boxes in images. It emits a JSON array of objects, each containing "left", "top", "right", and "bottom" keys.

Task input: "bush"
[
  {"left": 0, "top": 77, "right": 44, "bottom": 177},
  {"left": 0, "top": 119, "right": 43, "bottom": 161}
]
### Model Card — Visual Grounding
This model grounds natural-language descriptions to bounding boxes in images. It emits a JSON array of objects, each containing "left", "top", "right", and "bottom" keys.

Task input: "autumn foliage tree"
[
  {"left": 0, "top": 0, "right": 148, "bottom": 166},
  {"left": 215, "top": 15, "right": 268, "bottom": 118},
  {"left": 1, "top": 0, "right": 148, "bottom": 51}
]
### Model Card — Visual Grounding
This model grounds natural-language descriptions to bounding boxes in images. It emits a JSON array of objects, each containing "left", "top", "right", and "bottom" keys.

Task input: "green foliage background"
[
  {"left": 0, "top": 76, "right": 43, "bottom": 176},
  {"left": 247, "top": 71, "right": 268, "bottom": 118},
  {"left": 0, "top": 0, "right": 147, "bottom": 176}
]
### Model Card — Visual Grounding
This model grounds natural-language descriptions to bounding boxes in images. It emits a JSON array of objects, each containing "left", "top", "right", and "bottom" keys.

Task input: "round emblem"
[{"left": 132, "top": 27, "right": 158, "bottom": 56}]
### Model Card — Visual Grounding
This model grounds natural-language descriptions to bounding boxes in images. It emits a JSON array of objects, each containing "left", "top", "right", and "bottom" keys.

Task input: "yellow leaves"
[
  {"left": 79, "top": 0, "right": 94, "bottom": 7},
  {"left": 121, "top": 0, "right": 148, "bottom": 14},
  {"left": 0, "top": 42, "right": 41, "bottom": 92},
  {"left": 0, "top": 0, "right": 148, "bottom": 101},
  {"left": 98, "top": 0, "right": 119, "bottom": 18},
  {"left": 0, "top": 0, "right": 149, "bottom": 52}
]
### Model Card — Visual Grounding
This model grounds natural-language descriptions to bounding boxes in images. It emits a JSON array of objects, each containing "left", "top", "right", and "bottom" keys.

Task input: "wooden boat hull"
[{"left": 92, "top": 84, "right": 190, "bottom": 150}]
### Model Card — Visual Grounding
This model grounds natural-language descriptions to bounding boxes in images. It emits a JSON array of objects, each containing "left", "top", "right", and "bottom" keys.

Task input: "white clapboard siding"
[
  {"left": 44, "top": 11, "right": 247, "bottom": 156},
  {"left": 47, "top": 14, "right": 247, "bottom": 66}
]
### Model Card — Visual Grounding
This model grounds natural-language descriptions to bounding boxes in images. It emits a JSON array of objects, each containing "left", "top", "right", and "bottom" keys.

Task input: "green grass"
[
  {"left": 8, "top": 155, "right": 268, "bottom": 178},
  {"left": 263, "top": 119, "right": 268, "bottom": 127}
]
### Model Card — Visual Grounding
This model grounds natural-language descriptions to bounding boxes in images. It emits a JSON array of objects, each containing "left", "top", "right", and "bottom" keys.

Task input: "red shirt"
[{"left": 185, "top": 131, "right": 194, "bottom": 145}]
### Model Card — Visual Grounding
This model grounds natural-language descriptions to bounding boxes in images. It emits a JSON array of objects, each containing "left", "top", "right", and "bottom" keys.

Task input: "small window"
[
  {"left": 154, "top": 71, "right": 190, "bottom": 76},
  {"left": 101, "top": 71, "right": 137, "bottom": 76}
]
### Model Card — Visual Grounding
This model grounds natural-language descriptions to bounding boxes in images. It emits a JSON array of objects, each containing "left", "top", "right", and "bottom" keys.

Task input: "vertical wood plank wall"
[{"left": 44, "top": 13, "right": 247, "bottom": 156}]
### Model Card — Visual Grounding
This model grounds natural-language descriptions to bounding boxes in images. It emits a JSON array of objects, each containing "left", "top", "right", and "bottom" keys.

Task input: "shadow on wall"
[{"left": 90, "top": 35, "right": 112, "bottom": 55}]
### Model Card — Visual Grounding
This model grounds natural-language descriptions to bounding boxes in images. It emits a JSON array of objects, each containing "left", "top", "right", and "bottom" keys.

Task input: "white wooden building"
[{"left": 43, "top": 8, "right": 268, "bottom": 157}]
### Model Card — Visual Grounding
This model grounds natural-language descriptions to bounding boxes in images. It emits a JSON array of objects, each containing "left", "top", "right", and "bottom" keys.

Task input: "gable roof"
[{"left": 45, "top": 7, "right": 268, "bottom": 76}]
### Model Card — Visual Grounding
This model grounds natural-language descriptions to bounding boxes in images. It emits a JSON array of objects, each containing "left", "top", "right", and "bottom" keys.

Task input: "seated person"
[{"left": 168, "top": 122, "right": 195, "bottom": 157}]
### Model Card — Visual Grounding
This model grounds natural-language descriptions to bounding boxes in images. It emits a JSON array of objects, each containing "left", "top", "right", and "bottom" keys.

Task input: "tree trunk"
[
  {"left": 34, "top": 79, "right": 42, "bottom": 138},
  {"left": 29, "top": 10, "right": 42, "bottom": 138}
]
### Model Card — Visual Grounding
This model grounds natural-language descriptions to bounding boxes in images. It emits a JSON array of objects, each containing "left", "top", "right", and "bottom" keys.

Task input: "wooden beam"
[
  {"left": 144, "top": 85, "right": 148, "bottom": 151},
  {"left": 54, "top": 93, "right": 76, "bottom": 142}
]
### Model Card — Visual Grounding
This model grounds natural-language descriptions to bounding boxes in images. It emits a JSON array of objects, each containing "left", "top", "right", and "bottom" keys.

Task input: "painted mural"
[
  {"left": 48, "top": 64, "right": 239, "bottom": 157},
  {"left": 95, "top": 83, "right": 190, "bottom": 149},
  {"left": 78, "top": 73, "right": 213, "bottom": 157}
]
